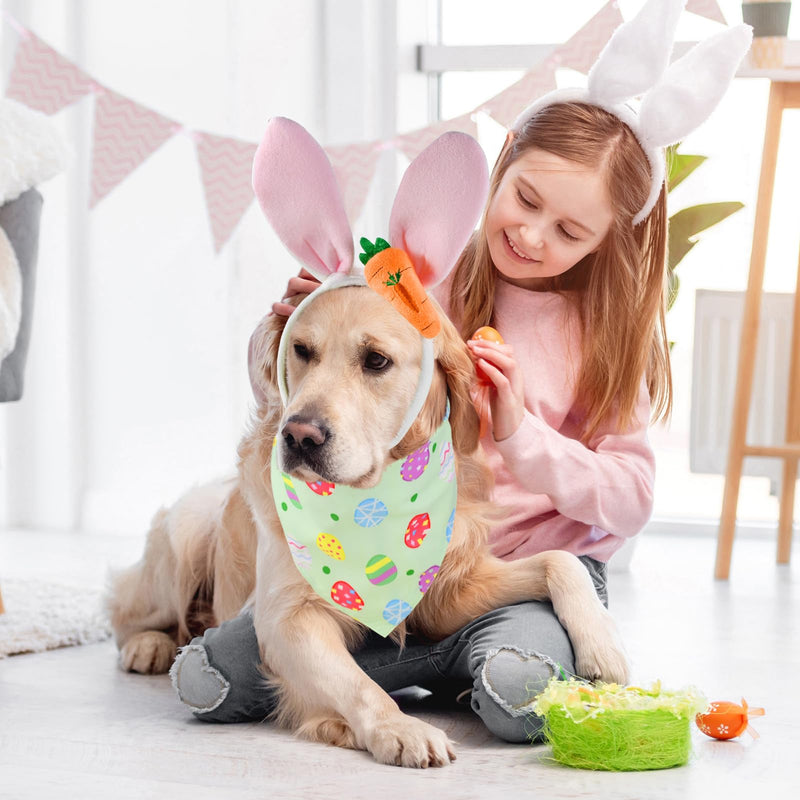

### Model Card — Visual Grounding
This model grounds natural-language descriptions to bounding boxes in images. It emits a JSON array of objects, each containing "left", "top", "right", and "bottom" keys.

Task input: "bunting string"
[{"left": 1, "top": 0, "right": 727, "bottom": 254}]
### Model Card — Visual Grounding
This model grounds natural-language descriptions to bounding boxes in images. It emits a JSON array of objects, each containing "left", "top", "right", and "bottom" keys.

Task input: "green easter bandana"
[{"left": 271, "top": 412, "right": 457, "bottom": 636}]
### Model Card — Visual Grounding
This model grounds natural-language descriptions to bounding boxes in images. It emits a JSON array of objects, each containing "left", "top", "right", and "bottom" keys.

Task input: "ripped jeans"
[{"left": 170, "top": 556, "right": 607, "bottom": 743}]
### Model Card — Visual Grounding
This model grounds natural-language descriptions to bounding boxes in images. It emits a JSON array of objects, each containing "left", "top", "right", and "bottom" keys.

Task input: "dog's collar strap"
[
  {"left": 276, "top": 271, "right": 435, "bottom": 449},
  {"left": 271, "top": 413, "right": 457, "bottom": 636}
]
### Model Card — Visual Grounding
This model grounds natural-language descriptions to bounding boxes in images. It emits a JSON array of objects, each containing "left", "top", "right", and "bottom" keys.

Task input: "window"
[{"left": 423, "top": 0, "right": 800, "bottom": 530}]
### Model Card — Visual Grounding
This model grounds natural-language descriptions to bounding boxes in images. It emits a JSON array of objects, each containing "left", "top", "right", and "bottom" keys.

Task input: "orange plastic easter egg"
[
  {"left": 471, "top": 326, "right": 504, "bottom": 344},
  {"left": 696, "top": 700, "right": 760, "bottom": 740},
  {"left": 470, "top": 327, "right": 504, "bottom": 384}
]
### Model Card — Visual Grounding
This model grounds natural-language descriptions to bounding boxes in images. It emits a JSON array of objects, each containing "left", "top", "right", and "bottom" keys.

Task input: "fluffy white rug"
[{"left": 0, "top": 578, "right": 112, "bottom": 658}]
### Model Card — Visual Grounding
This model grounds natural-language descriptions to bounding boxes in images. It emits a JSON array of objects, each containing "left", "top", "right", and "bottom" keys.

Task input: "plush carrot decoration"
[{"left": 360, "top": 237, "right": 440, "bottom": 338}]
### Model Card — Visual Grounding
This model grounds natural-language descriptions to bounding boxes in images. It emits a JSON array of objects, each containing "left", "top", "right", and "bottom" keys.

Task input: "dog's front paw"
[
  {"left": 573, "top": 609, "right": 630, "bottom": 685},
  {"left": 364, "top": 713, "right": 455, "bottom": 768},
  {"left": 119, "top": 630, "right": 177, "bottom": 674}
]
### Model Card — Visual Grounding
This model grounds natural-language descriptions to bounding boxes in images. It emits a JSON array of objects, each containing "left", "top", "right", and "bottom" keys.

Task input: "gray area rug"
[{"left": 0, "top": 577, "right": 111, "bottom": 658}]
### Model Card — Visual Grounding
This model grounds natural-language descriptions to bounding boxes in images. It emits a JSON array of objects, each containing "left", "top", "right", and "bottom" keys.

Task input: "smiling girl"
[{"left": 448, "top": 100, "right": 671, "bottom": 553}]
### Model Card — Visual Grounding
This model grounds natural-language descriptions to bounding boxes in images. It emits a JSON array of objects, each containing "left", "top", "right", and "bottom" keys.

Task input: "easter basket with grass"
[{"left": 531, "top": 678, "right": 707, "bottom": 771}]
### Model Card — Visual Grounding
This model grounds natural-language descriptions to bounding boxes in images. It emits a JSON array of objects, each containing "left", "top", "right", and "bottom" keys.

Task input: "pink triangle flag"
[
  {"left": 4, "top": 26, "right": 94, "bottom": 114},
  {"left": 324, "top": 140, "right": 382, "bottom": 226},
  {"left": 557, "top": 0, "right": 625, "bottom": 74},
  {"left": 686, "top": 0, "right": 727, "bottom": 24},
  {"left": 394, "top": 113, "right": 478, "bottom": 162},
  {"left": 195, "top": 132, "right": 257, "bottom": 254},
  {"left": 90, "top": 89, "right": 177, "bottom": 207},
  {"left": 481, "top": 64, "right": 557, "bottom": 129}
]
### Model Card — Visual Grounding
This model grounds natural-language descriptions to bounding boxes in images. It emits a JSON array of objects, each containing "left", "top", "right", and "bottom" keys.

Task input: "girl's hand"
[
  {"left": 270, "top": 269, "right": 321, "bottom": 317},
  {"left": 467, "top": 339, "right": 525, "bottom": 441}
]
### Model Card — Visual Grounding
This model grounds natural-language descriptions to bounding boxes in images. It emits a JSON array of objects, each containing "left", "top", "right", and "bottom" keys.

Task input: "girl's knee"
[
  {"left": 171, "top": 642, "right": 230, "bottom": 717},
  {"left": 170, "top": 612, "right": 274, "bottom": 723},
  {"left": 470, "top": 646, "right": 563, "bottom": 743}
]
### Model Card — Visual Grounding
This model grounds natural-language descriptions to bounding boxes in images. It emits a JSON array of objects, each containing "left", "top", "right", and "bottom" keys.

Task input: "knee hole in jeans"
[
  {"left": 479, "top": 646, "right": 561, "bottom": 718},
  {"left": 170, "top": 644, "right": 230, "bottom": 714}
]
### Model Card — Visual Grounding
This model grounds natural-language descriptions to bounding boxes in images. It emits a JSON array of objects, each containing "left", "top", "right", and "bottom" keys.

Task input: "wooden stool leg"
[
  {"left": 777, "top": 245, "right": 800, "bottom": 564},
  {"left": 779, "top": 460, "right": 798, "bottom": 563},
  {"left": 716, "top": 82, "right": 786, "bottom": 579},
  {"left": 0, "top": 585, "right": 5, "bottom": 615}
]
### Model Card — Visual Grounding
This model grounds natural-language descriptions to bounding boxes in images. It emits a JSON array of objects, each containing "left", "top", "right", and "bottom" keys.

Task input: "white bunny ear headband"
[
  {"left": 252, "top": 117, "right": 489, "bottom": 448},
  {"left": 512, "top": 0, "right": 752, "bottom": 225}
]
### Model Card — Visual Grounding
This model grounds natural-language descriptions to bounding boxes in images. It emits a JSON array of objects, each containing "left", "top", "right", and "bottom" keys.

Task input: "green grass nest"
[{"left": 531, "top": 678, "right": 706, "bottom": 771}]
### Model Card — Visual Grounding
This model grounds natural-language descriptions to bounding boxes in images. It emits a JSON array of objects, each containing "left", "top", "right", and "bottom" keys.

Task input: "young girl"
[{"left": 170, "top": 7, "right": 749, "bottom": 745}]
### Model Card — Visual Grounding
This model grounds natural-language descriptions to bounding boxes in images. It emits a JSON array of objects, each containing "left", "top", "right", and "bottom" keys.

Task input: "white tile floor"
[{"left": 0, "top": 527, "right": 798, "bottom": 799}]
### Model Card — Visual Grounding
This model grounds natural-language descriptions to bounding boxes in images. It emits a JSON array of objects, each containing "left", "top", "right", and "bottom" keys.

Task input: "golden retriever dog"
[{"left": 108, "top": 120, "right": 628, "bottom": 768}]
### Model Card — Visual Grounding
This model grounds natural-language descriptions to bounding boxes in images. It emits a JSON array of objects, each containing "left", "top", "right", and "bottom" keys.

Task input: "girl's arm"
[{"left": 493, "top": 379, "right": 655, "bottom": 539}]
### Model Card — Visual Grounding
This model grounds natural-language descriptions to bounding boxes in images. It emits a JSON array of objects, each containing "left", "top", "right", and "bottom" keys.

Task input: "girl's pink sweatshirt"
[{"left": 436, "top": 277, "right": 655, "bottom": 563}]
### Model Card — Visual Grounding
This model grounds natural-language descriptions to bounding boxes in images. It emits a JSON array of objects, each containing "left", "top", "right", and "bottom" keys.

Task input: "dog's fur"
[{"left": 109, "top": 287, "right": 629, "bottom": 767}]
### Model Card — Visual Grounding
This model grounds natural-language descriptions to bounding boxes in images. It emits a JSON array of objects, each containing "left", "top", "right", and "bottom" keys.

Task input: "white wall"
[{"left": 0, "top": 0, "right": 419, "bottom": 534}]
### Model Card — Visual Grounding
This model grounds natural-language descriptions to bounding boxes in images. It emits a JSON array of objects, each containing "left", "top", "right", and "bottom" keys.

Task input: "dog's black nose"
[{"left": 282, "top": 417, "right": 330, "bottom": 455}]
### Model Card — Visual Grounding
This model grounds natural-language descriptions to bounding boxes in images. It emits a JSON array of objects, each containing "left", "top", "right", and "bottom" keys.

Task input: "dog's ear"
[
  {"left": 247, "top": 311, "right": 288, "bottom": 406},
  {"left": 392, "top": 309, "right": 479, "bottom": 458},
  {"left": 434, "top": 314, "right": 480, "bottom": 457}
]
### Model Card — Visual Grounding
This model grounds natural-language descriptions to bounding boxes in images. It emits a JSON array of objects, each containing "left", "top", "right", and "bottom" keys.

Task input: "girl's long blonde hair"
[{"left": 450, "top": 102, "right": 672, "bottom": 442}]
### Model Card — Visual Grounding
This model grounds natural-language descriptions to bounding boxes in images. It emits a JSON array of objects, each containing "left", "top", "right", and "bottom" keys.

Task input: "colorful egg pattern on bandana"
[
  {"left": 331, "top": 581, "right": 364, "bottom": 611},
  {"left": 316, "top": 533, "right": 345, "bottom": 560},
  {"left": 281, "top": 473, "right": 302, "bottom": 510},
  {"left": 271, "top": 413, "right": 457, "bottom": 636},
  {"left": 404, "top": 513, "right": 430, "bottom": 548},
  {"left": 419, "top": 565, "right": 439, "bottom": 593},
  {"left": 383, "top": 599, "right": 412, "bottom": 626},
  {"left": 365, "top": 555, "right": 398, "bottom": 586},
  {"left": 307, "top": 480, "right": 336, "bottom": 497}
]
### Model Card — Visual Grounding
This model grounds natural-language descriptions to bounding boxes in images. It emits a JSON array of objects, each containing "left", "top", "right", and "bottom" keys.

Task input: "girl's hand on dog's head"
[{"left": 270, "top": 269, "right": 322, "bottom": 317}]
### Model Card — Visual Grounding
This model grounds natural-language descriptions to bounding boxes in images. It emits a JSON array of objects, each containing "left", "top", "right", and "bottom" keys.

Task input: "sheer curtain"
[{"left": 0, "top": 0, "right": 420, "bottom": 534}]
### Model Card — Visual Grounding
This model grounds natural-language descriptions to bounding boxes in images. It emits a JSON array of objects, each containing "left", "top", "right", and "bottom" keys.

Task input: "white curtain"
[{"left": 0, "top": 0, "right": 424, "bottom": 534}]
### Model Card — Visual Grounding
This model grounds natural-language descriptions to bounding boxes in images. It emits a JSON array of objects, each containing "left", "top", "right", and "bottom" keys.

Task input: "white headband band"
[
  {"left": 276, "top": 271, "right": 436, "bottom": 450},
  {"left": 512, "top": 0, "right": 752, "bottom": 225}
]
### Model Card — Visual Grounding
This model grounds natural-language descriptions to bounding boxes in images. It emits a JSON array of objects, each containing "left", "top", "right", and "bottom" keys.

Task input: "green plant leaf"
[
  {"left": 667, "top": 269, "right": 680, "bottom": 312},
  {"left": 667, "top": 146, "right": 707, "bottom": 192},
  {"left": 667, "top": 202, "right": 744, "bottom": 272},
  {"left": 668, "top": 239, "right": 697, "bottom": 274},
  {"left": 663, "top": 145, "right": 745, "bottom": 328}
]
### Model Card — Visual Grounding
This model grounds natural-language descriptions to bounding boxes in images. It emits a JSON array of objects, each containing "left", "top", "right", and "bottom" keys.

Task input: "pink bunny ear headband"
[
  {"left": 252, "top": 117, "right": 489, "bottom": 448},
  {"left": 512, "top": 0, "right": 752, "bottom": 225}
]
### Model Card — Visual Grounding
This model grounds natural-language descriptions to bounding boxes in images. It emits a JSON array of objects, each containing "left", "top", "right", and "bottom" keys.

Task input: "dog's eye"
[
  {"left": 364, "top": 351, "right": 391, "bottom": 372},
  {"left": 293, "top": 343, "right": 311, "bottom": 361}
]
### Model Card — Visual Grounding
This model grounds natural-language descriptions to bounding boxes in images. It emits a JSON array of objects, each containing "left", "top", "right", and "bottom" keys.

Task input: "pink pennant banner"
[
  {"left": 4, "top": 27, "right": 94, "bottom": 114},
  {"left": 91, "top": 89, "right": 177, "bottom": 207},
  {"left": 394, "top": 113, "right": 478, "bottom": 162},
  {"left": 481, "top": 64, "right": 557, "bottom": 129},
  {"left": 195, "top": 132, "right": 257, "bottom": 254},
  {"left": 686, "top": 0, "right": 727, "bottom": 24},
  {"left": 325, "top": 140, "right": 382, "bottom": 225},
  {"left": 557, "top": 0, "right": 625, "bottom": 74}
]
